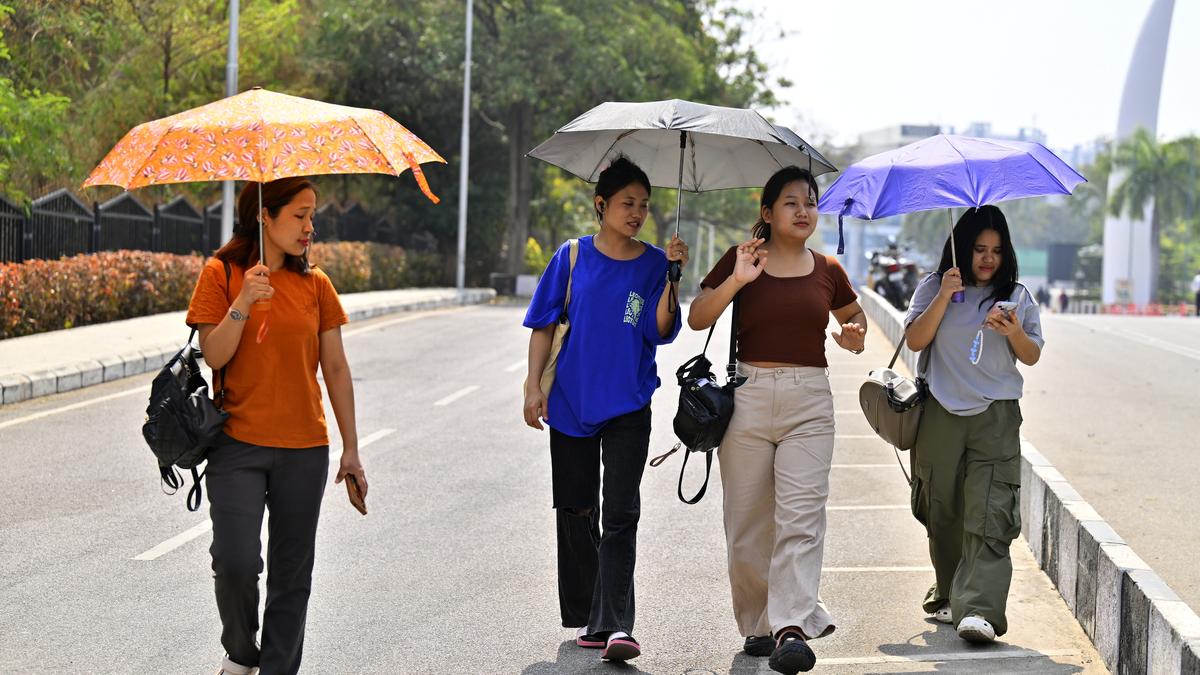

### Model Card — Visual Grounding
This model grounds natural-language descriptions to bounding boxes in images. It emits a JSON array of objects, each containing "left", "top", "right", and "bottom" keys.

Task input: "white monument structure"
[{"left": 1101, "top": 0, "right": 1176, "bottom": 305}]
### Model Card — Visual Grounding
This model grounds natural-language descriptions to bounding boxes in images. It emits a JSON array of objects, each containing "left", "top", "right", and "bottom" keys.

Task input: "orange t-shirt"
[{"left": 185, "top": 257, "right": 349, "bottom": 448}]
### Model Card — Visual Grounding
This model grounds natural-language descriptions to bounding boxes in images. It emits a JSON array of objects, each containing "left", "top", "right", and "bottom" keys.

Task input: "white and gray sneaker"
[
  {"left": 216, "top": 655, "right": 258, "bottom": 675},
  {"left": 933, "top": 606, "right": 953, "bottom": 624},
  {"left": 956, "top": 615, "right": 996, "bottom": 643}
]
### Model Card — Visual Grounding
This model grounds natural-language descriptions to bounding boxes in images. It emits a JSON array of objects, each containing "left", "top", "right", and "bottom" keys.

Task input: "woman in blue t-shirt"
[
  {"left": 522, "top": 156, "right": 687, "bottom": 663},
  {"left": 904, "top": 205, "right": 1044, "bottom": 645}
]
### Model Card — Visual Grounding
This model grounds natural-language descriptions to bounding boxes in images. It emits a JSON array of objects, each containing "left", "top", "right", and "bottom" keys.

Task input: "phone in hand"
[
  {"left": 345, "top": 474, "right": 367, "bottom": 516},
  {"left": 994, "top": 301, "right": 1018, "bottom": 314}
]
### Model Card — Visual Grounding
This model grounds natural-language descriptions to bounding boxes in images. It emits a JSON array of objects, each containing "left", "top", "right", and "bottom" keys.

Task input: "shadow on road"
[
  {"left": 875, "top": 625, "right": 1085, "bottom": 674},
  {"left": 521, "top": 640, "right": 653, "bottom": 674}
]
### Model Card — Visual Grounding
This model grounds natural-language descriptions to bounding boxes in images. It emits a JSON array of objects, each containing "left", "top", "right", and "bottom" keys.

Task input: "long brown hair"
[{"left": 215, "top": 177, "right": 318, "bottom": 274}]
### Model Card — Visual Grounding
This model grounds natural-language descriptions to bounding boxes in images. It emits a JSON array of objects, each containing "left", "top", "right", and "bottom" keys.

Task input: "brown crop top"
[{"left": 699, "top": 247, "right": 858, "bottom": 368}]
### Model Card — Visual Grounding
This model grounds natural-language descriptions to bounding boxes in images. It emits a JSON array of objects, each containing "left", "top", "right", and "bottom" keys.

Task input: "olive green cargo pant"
[{"left": 910, "top": 396, "right": 1023, "bottom": 636}]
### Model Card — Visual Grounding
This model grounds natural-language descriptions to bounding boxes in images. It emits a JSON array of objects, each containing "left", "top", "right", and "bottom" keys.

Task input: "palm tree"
[{"left": 1109, "top": 127, "right": 1193, "bottom": 302}]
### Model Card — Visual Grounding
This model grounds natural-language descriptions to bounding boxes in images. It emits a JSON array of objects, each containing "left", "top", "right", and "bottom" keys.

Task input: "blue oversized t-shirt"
[{"left": 523, "top": 235, "right": 682, "bottom": 437}]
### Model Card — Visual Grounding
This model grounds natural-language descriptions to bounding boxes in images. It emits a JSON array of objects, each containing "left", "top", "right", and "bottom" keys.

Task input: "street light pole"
[
  {"left": 220, "top": 0, "right": 240, "bottom": 247},
  {"left": 455, "top": 0, "right": 473, "bottom": 295}
]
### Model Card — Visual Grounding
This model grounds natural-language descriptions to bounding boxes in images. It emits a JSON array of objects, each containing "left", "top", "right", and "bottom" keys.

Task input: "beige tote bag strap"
[{"left": 563, "top": 239, "right": 579, "bottom": 313}]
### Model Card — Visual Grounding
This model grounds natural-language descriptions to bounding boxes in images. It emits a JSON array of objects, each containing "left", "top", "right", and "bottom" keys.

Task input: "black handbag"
[
  {"left": 650, "top": 297, "right": 744, "bottom": 504},
  {"left": 142, "top": 262, "right": 230, "bottom": 511}
]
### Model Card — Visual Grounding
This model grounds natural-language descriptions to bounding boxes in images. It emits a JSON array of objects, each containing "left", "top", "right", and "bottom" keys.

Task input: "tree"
[
  {"left": 1109, "top": 128, "right": 1195, "bottom": 301},
  {"left": 0, "top": 2, "right": 71, "bottom": 200}
]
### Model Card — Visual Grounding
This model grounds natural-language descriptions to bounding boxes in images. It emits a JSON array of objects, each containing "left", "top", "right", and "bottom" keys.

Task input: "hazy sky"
[{"left": 750, "top": 0, "right": 1198, "bottom": 151}]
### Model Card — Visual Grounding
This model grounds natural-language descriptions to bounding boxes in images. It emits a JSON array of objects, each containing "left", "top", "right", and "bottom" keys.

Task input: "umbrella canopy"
[
  {"left": 818, "top": 134, "right": 1086, "bottom": 220},
  {"left": 528, "top": 99, "right": 836, "bottom": 192},
  {"left": 84, "top": 87, "right": 445, "bottom": 203}
]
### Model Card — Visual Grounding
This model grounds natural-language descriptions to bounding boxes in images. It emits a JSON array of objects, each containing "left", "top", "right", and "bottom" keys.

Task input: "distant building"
[
  {"left": 956, "top": 121, "right": 1048, "bottom": 146},
  {"left": 857, "top": 124, "right": 941, "bottom": 158}
]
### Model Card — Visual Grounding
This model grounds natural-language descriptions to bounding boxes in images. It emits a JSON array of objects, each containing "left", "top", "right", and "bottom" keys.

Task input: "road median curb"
[{"left": 0, "top": 288, "right": 496, "bottom": 408}]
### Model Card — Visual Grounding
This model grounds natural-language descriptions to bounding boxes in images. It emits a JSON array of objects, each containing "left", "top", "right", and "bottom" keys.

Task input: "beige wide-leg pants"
[{"left": 717, "top": 363, "right": 837, "bottom": 640}]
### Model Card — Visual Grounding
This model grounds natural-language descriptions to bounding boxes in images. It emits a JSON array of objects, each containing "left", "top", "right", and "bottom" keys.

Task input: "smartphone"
[
  {"left": 345, "top": 474, "right": 367, "bottom": 516},
  {"left": 994, "top": 301, "right": 1018, "bottom": 313}
]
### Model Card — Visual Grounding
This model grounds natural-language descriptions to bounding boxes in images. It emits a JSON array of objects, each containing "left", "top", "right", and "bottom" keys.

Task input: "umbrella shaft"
[
  {"left": 674, "top": 131, "right": 686, "bottom": 237},
  {"left": 259, "top": 182, "right": 265, "bottom": 266}
]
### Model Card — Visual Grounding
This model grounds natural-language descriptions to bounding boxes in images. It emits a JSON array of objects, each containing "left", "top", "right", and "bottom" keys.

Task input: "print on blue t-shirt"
[{"left": 523, "top": 235, "right": 682, "bottom": 437}]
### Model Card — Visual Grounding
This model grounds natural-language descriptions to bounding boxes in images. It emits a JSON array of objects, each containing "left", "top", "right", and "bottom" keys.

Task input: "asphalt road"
[
  {"left": 1018, "top": 313, "right": 1200, "bottom": 610},
  {"left": 0, "top": 303, "right": 1103, "bottom": 673}
]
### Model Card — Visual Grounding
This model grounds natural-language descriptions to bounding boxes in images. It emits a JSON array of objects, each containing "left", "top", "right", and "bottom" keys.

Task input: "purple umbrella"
[{"left": 817, "top": 134, "right": 1086, "bottom": 300}]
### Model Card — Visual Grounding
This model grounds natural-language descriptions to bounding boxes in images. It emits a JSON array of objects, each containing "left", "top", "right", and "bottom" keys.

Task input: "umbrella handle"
[{"left": 948, "top": 208, "right": 964, "bottom": 303}]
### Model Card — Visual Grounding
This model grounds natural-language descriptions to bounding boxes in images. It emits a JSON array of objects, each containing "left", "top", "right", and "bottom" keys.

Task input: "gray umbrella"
[{"left": 528, "top": 99, "right": 837, "bottom": 278}]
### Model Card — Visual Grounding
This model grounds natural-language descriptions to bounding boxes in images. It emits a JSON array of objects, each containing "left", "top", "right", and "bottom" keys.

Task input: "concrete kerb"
[
  {"left": 858, "top": 285, "right": 1200, "bottom": 675},
  {"left": 0, "top": 288, "right": 497, "bottom": 408}
]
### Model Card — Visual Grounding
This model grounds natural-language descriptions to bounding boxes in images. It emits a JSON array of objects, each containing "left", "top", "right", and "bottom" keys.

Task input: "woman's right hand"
[
  {"left": 938, "top": 267, "right": 964, "bottom": 300},
  {"left": 237, "top": 263, "right": 274, "bottom": 308},
  {"left": 523, "top": 382, "right": 548, "bottom": 430},
  {"left": 732, "top": 238, "right": 768, "bottom": 285}
]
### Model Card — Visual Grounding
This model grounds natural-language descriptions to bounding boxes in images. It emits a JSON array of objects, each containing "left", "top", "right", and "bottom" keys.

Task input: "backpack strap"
[
  {"left": 186, "top": 467, "right": 205, "bottom": 512},
  {"left": 216, "top": 260, "right": 232, "bottom": 408}
]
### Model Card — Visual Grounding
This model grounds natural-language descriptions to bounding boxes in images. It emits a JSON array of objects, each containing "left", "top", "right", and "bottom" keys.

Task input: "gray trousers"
[{"left": 206, "top": 434, "right": 329, "bottom": 675}]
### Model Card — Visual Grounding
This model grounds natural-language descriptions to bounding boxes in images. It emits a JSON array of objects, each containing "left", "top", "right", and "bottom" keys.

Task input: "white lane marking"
[
  {"left": 823, "top": 566, "right": 933, "bottom": 573},
  {"left": 504, "top": 360, "right": 526, "bottom": 373},
  {"left": 341, "top": 306, "right": 474, "bottom": 338},
  {"left": 831, "top": 464, "right": 894, "bottom": 469},
  {"left": 134, "top": 428, "right": 395, "bottom": 562},
  {"left": 132, "top": 520, "right": 213, "bottom": 561},
  {"left": 1056, "top": 315, "right": 1200, "bottom": 362},
  {"left": 0, "top": 385, "right": 151, "bottom": 431},
  {"left": 827, "top": 504, "right": 908, "bottom": 511},
  {"left": 1117, "top": 327, "right": 1200, "bottom": 362},
  {"left": 1, "top": 308, "right": 468, "bottom": 431},
  {"left": 434, "top": 385, "right": 480, "bottom": 407},
  {"left": 821, "top": 648, "right": 1080, "bottom": 666},
  {"left": 328, "top": 428, "right": 396, "bottom": 459}
]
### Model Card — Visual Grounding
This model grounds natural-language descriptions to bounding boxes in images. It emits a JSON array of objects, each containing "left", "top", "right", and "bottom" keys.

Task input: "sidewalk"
[
  {"left": 0, "top": 287, "right": 495, "bottom": 406},
  {"left": 759, "top": 318, "right": 1106, "bottom": 673}
]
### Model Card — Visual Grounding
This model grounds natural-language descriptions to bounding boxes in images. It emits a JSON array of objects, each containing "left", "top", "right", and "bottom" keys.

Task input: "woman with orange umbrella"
[
  {"left": 185, "top": 176, "right": 354, "bottom": 675},
  {"left": 85, "top": 87, "right": 444, "bottom": 674}
]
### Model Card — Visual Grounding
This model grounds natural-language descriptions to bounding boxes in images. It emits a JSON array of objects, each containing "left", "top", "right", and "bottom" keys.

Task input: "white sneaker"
[
  {"left": 933, "top": 606, "right": 953, "bottom": 624},
  {"left": 956, "top": 615, "right": 996, "bottom": 643},
  {"left": 216, "top": 656, "right": 258, "bottom": 675}
]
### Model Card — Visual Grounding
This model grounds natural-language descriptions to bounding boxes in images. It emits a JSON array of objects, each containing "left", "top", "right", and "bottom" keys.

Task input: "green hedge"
[{"left": 0, "top": 242, "right": 416, "bottom": 340}]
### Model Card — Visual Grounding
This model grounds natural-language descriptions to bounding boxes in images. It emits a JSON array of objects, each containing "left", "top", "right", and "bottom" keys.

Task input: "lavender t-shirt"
[{"left": 904, "top": 274, "right": 1044, "bottom": 416}]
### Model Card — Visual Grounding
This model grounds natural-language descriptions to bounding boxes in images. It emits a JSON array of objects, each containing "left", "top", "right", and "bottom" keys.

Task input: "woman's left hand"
[
  {"left": 833, "top": 322, "right": 866, "bottom": 353},
  {"left": 666, "top": 235, "right": 689, "bottom": 269},
  {"left": 985, "top": 308, "right": 1023, "bottom": 337},
  {"left": 336, "top": 448, "right": 368, "bottom": 499}
]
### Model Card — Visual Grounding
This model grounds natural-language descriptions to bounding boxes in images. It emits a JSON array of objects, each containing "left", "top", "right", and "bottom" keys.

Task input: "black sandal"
[
  {"left": 768, "top": 630, "right": 816, "bottom": 674},
  {"left": 743, "top": 635, "right": 774, "bottom": 657}
]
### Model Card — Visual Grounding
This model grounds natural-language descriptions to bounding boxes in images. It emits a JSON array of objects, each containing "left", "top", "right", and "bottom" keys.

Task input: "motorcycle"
[{"left": 868, "top": 243, "right": 921, "bottom": 311}]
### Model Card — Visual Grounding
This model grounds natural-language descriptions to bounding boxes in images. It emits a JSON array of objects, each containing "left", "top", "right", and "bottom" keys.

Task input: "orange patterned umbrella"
[{"left": 83, "top": 87, "right": 444, "bottom": 203}]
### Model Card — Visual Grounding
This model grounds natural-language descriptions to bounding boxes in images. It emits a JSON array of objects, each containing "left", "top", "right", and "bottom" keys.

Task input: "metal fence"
[{"left": 0, "top": 190, "right": 398, "bottom": 263}]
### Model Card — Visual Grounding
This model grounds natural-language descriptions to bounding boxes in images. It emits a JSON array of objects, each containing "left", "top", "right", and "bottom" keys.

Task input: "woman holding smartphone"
[{"left": 904, "top": 205, "right": 1044, "bottom": 644}]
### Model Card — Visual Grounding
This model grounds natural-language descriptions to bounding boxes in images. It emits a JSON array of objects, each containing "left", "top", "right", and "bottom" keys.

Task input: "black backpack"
[
  {"left": 142, "top": 262, "right": 231, "bottom": 511},
  {"left": 650, "top": 297, "right": 744, "bottom": 504}
]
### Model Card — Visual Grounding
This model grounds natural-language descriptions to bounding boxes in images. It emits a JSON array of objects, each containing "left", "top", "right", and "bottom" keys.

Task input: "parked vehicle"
[{"left": 868, "top": 241, "right": 921, "bottom": 310}]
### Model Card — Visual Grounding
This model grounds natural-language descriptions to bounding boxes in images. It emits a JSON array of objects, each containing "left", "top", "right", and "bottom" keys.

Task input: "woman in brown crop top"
[{"left": 688, "top": 166, "right": 866, "bottom": 675}]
